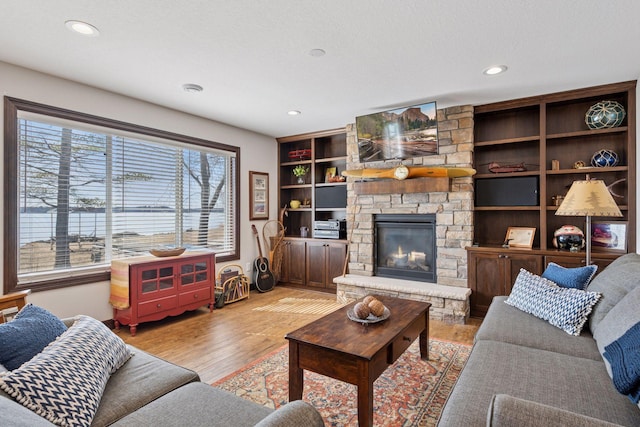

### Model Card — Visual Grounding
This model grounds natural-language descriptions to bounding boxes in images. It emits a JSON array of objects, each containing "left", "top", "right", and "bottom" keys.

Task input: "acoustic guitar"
[{"left": 251, "top": 224, "right": 275, "bottom": 292}]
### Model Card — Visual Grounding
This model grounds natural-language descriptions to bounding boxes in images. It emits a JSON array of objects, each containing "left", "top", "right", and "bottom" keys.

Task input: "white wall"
[{"left": 0, "top": 61, "right": 278, "bottom": 320}]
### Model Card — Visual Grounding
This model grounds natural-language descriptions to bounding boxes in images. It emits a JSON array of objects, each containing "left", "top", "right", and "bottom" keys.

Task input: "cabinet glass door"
[
  {"left": 140, "top": 265, "right": 175, "bottom": 295},
  {"left": 180, "top": 259, "right": 210, "bottom": 287}
]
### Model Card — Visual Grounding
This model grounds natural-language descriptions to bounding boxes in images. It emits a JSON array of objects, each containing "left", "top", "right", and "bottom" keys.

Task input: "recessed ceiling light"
[
  {"left": 288, "top": 110, "right": 301, "bottom": 116},
  {"left": 309, "top": 48, "right": 326, "bottom": 57},
  {"left": 483, "top": 65, "right": 508, "bottom": 75},
  {"left": 65, "top": 20, "right": 100, "bottom": 37},
  {"left": 182, "top": 83, "right": 204, "bottom": 93}
]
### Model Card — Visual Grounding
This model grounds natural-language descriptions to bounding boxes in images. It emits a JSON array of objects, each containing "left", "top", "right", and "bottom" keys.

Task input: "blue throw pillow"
[
  {"left": 541, "top": 262, "right": 597, "bottom": 290},
  {"left": 0, "top": 304, "right": 67, "bottom": 370},
  {"left": 603, "top": 321, "right": 640, "bottom": 404}
]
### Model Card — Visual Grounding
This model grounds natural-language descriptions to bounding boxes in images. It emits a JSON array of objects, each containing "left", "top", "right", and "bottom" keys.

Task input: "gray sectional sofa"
[
  {"left": 1, "top": 317, "right": 324, "bottom": 426},
  {"left": 439, "top": 253, "right": 640, "bottom": 426}
]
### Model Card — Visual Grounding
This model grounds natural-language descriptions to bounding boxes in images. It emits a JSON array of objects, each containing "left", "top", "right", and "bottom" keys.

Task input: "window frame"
[{"left": 4, "top": 96, "right": 240, "bottom": 294}]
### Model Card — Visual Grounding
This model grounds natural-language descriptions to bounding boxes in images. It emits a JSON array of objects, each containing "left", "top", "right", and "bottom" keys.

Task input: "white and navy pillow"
[
  {"left": 0, "top": 315, "right": 132, "bottom": 427},
  {"left": 506, "top": 269, "right": 602, "bottom": 336},
  {"left": 541, "top": 262, "right": 597, "bottom": 290}
]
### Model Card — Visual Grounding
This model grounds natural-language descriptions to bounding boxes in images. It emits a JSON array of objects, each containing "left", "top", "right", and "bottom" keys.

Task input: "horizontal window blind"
[{"left": 16, "top": 111, "right": 237, "bottom": 284}]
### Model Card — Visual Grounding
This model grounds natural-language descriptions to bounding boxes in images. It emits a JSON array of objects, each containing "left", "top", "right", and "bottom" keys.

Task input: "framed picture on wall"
[
  {"left": 249, "top": 171, "right": 269, "bottom": 220},
  {"left": 505, "top": 227, "right": 536, "bottom": 248},
  {"left": 591, "top": 221, "right": 627, "bottom": 253}
]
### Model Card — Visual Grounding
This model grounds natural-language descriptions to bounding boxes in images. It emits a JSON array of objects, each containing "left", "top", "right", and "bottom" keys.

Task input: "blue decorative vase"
[
  {"left": 591, "top": 149, "right": 620, "bottom": 167},
  {"left": 585, "top": 100, "right": 626, "bottom": 129}
]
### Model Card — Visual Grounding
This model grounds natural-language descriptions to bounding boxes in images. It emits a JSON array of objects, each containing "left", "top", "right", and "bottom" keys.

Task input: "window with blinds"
[{"left": 4, "top": 97, "right": 240, "bottom": 292}]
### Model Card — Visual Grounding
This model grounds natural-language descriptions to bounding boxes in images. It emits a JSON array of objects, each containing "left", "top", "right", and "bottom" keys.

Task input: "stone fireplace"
[{"left": 334, "top": 105, "right": 474, "bottom": 323}]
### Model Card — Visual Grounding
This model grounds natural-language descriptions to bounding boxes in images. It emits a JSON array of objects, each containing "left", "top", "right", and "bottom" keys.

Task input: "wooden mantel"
[{"left": 353, "top": 177, "right": 449, "bottom": 195}]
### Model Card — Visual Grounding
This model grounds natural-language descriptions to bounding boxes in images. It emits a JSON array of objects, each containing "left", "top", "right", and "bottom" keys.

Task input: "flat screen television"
[{"left": 355, "top": 101, "right": 438, "bottom": 162}]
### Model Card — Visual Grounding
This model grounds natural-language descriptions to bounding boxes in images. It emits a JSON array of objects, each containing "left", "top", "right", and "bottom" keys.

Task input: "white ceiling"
[{"left": 2, "top": 1, "right": 640, "bottom": 138}]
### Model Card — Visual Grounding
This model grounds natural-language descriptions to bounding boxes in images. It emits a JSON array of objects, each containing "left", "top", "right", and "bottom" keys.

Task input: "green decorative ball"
[{"left": 585, "top": 100, "right": 626, "bottom": 129}]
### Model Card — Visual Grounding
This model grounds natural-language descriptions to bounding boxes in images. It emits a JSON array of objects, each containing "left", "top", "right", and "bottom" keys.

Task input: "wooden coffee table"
[{"left": 285, "top": 295, "right": 430, "bottom": 427}]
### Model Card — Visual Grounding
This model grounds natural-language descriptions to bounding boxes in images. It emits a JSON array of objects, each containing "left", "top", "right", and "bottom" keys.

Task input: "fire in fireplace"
[{"left": 373, "top": 214, "right": 436, "bottom": 282}]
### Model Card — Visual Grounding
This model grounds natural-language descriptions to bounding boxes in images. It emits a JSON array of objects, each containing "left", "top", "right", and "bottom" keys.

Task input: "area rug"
[
  {"left": 253, "top": 297, "right": 345, "bottom": 315},
  {"left": 212, "top": 338, "right": 471, "bottom": 426}
]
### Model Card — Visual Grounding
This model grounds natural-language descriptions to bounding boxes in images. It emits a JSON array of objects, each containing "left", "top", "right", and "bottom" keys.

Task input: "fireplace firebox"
[{"left": 373, "top": 214, "right": 436, "bottom": 282}]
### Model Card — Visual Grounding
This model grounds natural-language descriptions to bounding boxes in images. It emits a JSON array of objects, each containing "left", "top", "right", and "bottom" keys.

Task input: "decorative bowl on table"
[
  {"left": 347, "top": 296, "right": 390, "bottom": 324},
  {"left": 347, "top": 306, "right": 391, "bottom": 324},
  {"left": 149, "top": 247, "right": 186, "bottom": 257}
]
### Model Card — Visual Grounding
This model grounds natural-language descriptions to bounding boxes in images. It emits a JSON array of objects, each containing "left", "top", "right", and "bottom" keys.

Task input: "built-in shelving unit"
[
  {"left": 277, "top": 128, "right": 348, "bottom": 236},
  {"left": 468, "top": 81, "right": 637, "bottom": 316},
  {"left": 472, "top": 80, "right": 636, "bottom": 251}
]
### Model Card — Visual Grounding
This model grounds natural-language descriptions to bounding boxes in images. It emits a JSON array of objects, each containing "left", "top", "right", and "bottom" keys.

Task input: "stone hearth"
[
  {"left": 336, "top": 105, "right": 474, "bottom": 323},
  {"left": 335, "top": 274, "right": 471, "bottom": 324}
]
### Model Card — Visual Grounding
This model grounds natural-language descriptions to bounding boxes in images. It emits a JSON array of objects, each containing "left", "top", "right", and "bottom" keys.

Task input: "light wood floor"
[{"left": 115, "top": 287, "right": 482, "bottom": 384}]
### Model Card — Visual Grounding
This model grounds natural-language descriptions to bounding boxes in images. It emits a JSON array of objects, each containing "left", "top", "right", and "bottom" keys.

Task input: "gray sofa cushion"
[
  {"left": 92, "top": 346, "right": 199, "bottom": 426},
  {"left": 587, "top": 253, "right": 640, "bottom": 334},
  {"left": 111, "top": 382, "right": 275, "bottom": 426},
  {"left": 475, "top": 296, "right": 601, "bottom": 361},
  {"left": 437, "top": 340, "right": 640, "bottom": 427},
  {"left": 255, "top": 400, "right": 324, "bottom": 427},
  {"left": 1, "top": 397, "right": 53, "bottom": 426},
  {"left": 487, "top": 394, "right": 622, "bottom": 427}
]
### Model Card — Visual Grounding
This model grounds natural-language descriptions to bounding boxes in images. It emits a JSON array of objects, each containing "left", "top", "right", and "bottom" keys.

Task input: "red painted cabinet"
[{"left": 112, "top": 251, "right": 215, "bottom": 335}]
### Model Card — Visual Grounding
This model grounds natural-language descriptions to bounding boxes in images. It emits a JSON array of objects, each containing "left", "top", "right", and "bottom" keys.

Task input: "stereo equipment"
[
  {"left": 313, "top": 220, "right": 346, "bottom": 239},
  {"left": 475, "top": 176, "right": 539, "bottom": 207},
  {"left": 314, "top": 220, "right": 344, "bottom": 230}
]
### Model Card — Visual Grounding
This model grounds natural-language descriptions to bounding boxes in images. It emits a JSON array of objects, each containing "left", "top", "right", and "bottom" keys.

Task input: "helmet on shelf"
[{"left": 553, "top": 225, "right": 585, "bottom": 251}]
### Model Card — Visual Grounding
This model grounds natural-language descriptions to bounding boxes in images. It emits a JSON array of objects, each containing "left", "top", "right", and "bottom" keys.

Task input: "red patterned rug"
[{"left": 212, "top": 338, "right": 471, "bottom": 426}]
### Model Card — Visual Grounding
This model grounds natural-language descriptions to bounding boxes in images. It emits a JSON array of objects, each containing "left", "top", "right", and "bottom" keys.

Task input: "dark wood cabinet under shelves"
[
  {"left": 467, "top": 246, "right": 619, "bottom": 316},
  {"left": 279, "top": 237, "right": 347, "bottom": 292}
]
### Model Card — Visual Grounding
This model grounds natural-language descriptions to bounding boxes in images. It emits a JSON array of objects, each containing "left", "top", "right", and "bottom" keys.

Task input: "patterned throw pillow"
[
  {"left": 0, "top": 304, "right": 67, "bottom": 371},
  {"left": 506, "top": 269, "right": 602, "bottom": 336},
  {"left": 0, "top": 315, "right": 132, "bottom": 427},
  {"left": 541, "top": 262, "right": 597, "bottom": 290}
]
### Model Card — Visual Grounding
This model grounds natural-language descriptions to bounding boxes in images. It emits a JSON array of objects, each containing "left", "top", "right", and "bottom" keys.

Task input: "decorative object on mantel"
[
  {"left": 292, "top": 164, "right": 309, "bottom": 184},
  {"left": 573, "top": 160, "right": 586, "bottom": 169},
  {"left": 585, "top": 100, "right": 626, "bottom": 130},
  {"left": 556, "top": 176, "right": 623, "bottom": 265},
  {"left": 591, "top": 149, "right": 620, "bottom": 167},
  {"left": 149, "top": 247, "right": 186, "bottom": 257},
  {"left": 341, "top": 165, "right": 475, "bottom": 181}
]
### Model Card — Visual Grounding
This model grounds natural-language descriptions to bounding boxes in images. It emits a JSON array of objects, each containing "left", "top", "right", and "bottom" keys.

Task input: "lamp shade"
[{"left": 555, "top": 179, "right": 622, "bottom": 217}]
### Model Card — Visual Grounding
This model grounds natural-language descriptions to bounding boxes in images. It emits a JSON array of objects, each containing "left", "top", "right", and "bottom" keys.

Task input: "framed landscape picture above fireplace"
[{"left": 355, "top": 101, "right": 438, "bottom": 162}]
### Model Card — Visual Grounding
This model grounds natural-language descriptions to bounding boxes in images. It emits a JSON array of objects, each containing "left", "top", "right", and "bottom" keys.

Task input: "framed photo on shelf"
[
  {"left": 325, "top": 166, "right": 337, "bottom": 183},
  {"left": 591, "top": 221, "right": 627, "bottom": 253},
  {"left": 249, "top": 171, "right": 269, "bottom": 220},
  {"left": 505, "top": 227, "right": 536, "bottom": 248}
]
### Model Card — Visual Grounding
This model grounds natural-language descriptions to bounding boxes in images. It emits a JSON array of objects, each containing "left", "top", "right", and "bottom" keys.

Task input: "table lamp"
[{"left": 555, "top": 177, "right": 622, "bottom": 265}]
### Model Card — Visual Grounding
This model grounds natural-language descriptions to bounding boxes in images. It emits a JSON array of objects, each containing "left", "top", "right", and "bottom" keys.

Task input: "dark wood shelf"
[
  {"left": 475, "top": 135, "right": 540, "bottom": 147},
  {"left": 546, "top": 126, "right": 628, "bottom": 140}
]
